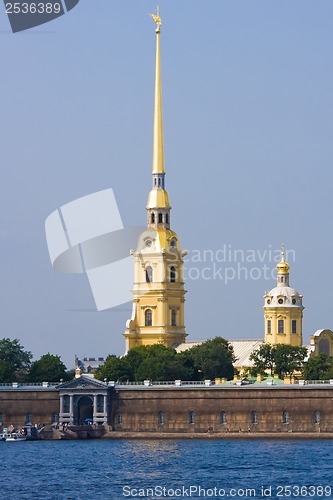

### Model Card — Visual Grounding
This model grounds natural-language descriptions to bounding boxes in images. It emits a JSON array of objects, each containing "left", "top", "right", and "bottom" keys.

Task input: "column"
[
  {"left": 103, "top": 394, "right": 108, "bottom": 424},
  {"left": 59, "top": 394, "right": 64, "bottom": 423},
  {"left": 69, "top": 395, "right": 74, "bottom": 424},
  {"left": 93, "top": 394, "right": 98, "bottom": 423}
]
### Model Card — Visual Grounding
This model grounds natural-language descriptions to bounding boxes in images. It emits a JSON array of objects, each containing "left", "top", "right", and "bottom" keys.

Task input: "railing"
[
  {"left": 115, "top": 380, "right": 210, "bottom": 387},
  {"left": 0, "top": 382, "right": 61, "bottom": 389},
  {"left": 299, "top": 380, "right": 333, "bottom": 385}
]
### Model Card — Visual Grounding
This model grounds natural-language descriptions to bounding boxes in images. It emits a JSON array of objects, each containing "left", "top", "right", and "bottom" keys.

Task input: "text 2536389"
[{"left": 6, "top": 3, "right": 62, "bottom": 14}]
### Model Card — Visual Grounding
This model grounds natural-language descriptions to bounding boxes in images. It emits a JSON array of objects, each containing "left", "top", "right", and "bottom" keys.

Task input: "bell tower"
[
  {"left": 263, "top": 245, "right": 304, "bottom": 346},
  {"left": 123, "top": 11, "right": 188, "bottom": 351}
]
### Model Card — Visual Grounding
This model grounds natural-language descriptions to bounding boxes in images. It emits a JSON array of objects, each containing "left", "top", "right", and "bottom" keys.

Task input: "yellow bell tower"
[
  {"left": 263, "top": 245, "right": 304, "bottom": 346},
  {"left": 123, "top": 11, "right": 188, "bottom": 351}
]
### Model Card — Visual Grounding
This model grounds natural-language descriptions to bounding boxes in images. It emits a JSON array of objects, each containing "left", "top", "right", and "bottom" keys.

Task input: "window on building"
[
  {"left": 170, "top": 266, "right": 176, "bottom": 283},
  {"left": 189, "top": 411, "right": 195, "bottom": 424},
  {"left": 278, "top": 320, "right": 284, "bottom": 334},
  {"left": 146, "top": 266, "right": 153, "bottom": 283},
  {"left": 267, "top": 320, "right": 271, "bottom": 334},
  {"left": 0, "top": 413, "right": 2, "bottom": 426},
  {"left": 63, "top": 395, "right": 70, "bottom": 413},
  {"left": 151, "top": 213, "right": 155, "bottom": 224},
  {"left": 292, "top": 320, "right": 297, "bottom": 334},
  {"left": 171, "top": 309, "right": 177, "bottom": 327},
  {"left": 313, "top": 411, "right": 320, "bottom": 424},
  {"left": 116, "top": 414, "right": 122, "bottom": 425},
  {"left": 251, "top": 411, "right": 258, "bottom": 425},
  {"left": 97, "top": 395, "right": 104, "bottom": 413},
  {"left": 282, "top": 411, "right": 289, "bottom": 424},
  {"left": 220, "top": 411, "right": 227, "bottom": 425},
  {"left": 158, "top": 411, "right": 165, "bottom": 425},
  {"left": 158, "top": 213, "right": 163, "bottom": 223},
  {"left": 26, "top": 412, "right": 32, "bottom": 425},
  {"left": 52, "top": 412, "right": 59, "bottom": 424},
  {"left": 278, "top": 298, "right": 284, "bottom": 304},
  {"left": 166, "top": 214, "right": 169, "bottom": 224},
  {"left": 145, "top": 309, "right": 152, "bottom": 326}
]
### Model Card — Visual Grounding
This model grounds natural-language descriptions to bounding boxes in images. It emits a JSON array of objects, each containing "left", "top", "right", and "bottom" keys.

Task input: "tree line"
[
  {"left": 249, "top": 343, "right": 333, "bottom": 380},
  {"left": 95, "top": 337, "right": 235, "bottom": 382},
  {"left": 1, "top": 336, "right": 333, "bottom": 383},
  {"left": 0, "top": 338, "right": 72, "bottom": 383}
]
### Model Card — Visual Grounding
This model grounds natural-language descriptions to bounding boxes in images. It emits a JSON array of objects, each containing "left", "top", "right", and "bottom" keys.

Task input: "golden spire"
[
  {"left": 276, "top": 243, "right": 290, "bottom": 274},
  {"left": 150, "top": 7, "right": 164, "bottom": 174}
]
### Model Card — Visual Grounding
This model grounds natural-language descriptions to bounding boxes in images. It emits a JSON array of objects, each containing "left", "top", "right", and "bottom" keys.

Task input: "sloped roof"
[
  {"left": 231, "top": 340, "right": 263, "bottom": 367},
  {"left": 176, "top": 339, "right": 263, "bottom": 368},
  {"left": 58, "top": 375, "right": 108, "bottom": 390}
]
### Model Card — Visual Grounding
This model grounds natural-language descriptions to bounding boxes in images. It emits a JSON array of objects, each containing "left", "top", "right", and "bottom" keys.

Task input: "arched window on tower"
[
  {"left": 145, "top": 309, "right": 152, "bottom": 326},
  {"left": 267, "top": 320, "right": 271, "bottom": 334},
  {"left": 319, "top": 339, "right": 330, "bottom": 355},
  {"left": 158, "top": 213, "right": 163, "bottom": 223},
  {"left": 278, "top": 319, "right": 284, "bottom": 334},
  {"left": 146, "top": 266, "right": 153, "bottom": 283},
  {"left": 282, "top": 411, "right": 289, "bottom": 424},
  {"left": 165, "top": 213, "right": 169, "bottom": 224},
  {"left": 171, "top": 309, "right": 176, "bottom": 326},
  {"left": 151, "top": 213, "right": 155, "bottom": 224},
  {"left": 170, "top": 266, "right": 176, "bottom": 283}
]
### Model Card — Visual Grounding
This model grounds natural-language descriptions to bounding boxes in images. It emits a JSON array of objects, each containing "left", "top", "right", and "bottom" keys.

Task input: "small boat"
[{"left": 0, "top": 430, "right": 26, "bottom": 442}]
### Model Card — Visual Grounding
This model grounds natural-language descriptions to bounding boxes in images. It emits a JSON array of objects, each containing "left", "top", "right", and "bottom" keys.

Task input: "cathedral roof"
[
  {"left": 264, "top": 286, "right": 303, "bottom": 308},
  {"left": 266, "top": 286, "right": 300, "bottom": 298}
]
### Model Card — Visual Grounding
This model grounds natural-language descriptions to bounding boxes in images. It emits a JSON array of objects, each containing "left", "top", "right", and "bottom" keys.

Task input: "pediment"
[{"left": 58, "top": 375, "right": 108, "bottom": 391}]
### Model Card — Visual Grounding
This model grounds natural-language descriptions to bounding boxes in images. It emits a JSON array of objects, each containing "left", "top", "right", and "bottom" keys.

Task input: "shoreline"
[{"left": 100, "top": 431, "right": 333, "bottom": 440}]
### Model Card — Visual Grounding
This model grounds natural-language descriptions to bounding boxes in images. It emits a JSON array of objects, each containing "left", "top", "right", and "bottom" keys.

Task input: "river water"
[{"left": 1, "top": 439, "right": 333, "bottom": 499}]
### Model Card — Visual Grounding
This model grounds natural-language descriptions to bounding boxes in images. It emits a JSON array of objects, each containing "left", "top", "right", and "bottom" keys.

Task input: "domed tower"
[
  {"left": 263, "top": 245, "right": 304, "bottom": 346},
  {"left": 123, "top": 11, "right": 187, "bottom": 352}
]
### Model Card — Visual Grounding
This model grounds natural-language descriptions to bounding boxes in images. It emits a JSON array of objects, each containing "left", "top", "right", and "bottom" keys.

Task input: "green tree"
[
  {"left": 186, "top": 337, "right": 235, "bottom": 380},
  {"left": 96, "top": 344, "right": 196, "bottom": 382},
  {"left": 249, "top": 343, "right": 276, "bottom": 375},
  {"left": 135, "top": 344, "right": 179, "bottom": 381},
  {"left": 303, "top": 354, "right": 333, "bottom": 380},
  {"left": 95, "top": 355, "right": 133, "bottom": 382},
  {"left": 274, "top": 344, "right": 308, "bottom": 378},
  {"left": 0, "top": 338, "right": 32, "bottom": 382},
  {"left": 28, "top": 353, "right": 69, "bottom": 382}
]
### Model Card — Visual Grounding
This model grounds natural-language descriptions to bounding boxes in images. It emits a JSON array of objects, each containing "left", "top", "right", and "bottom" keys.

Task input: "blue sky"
[{"left": 1, "top": 1, "right": 333, "bottom": 368}]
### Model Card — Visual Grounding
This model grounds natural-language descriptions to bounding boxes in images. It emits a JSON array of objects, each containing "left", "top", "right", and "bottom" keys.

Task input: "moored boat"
[{"left": 0, "top": 429, "right": 26, "bottom": 442}]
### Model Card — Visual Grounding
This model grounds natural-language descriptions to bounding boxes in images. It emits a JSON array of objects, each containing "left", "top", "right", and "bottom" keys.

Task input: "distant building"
[
  {"left": 310, "top": 329, "right": 333, "bottom": 357},
  {"left": 74, "top": 356, "right": 105, "bottom": 378}
]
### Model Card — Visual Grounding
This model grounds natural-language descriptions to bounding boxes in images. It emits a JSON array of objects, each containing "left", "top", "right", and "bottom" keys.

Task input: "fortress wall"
[{"left": 110, "top": 387, "right": 333, "bottom": 433}]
